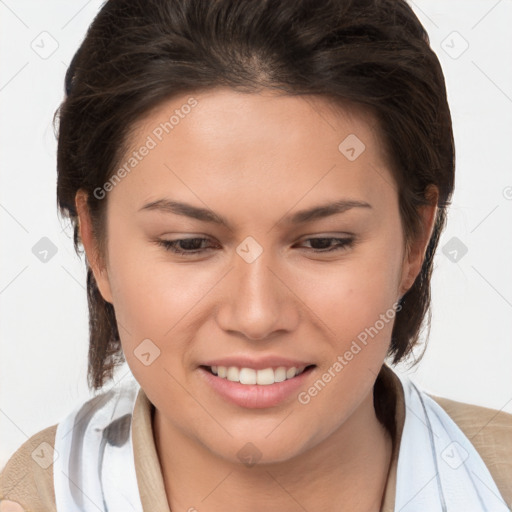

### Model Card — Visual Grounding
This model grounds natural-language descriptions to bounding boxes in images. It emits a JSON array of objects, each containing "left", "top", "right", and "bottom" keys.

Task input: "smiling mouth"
[{"left": 200, "top": 364, "right": 316, "bottom": 386}]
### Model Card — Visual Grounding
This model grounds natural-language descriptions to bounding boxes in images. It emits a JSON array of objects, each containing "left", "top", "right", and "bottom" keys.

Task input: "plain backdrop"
[{"left": 1, "top": 0, "right": 511, "bottom": 470}]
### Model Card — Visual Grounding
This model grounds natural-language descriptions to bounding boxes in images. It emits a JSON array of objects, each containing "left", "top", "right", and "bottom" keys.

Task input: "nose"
[{"left": 215, "top": 245, "right": 300, "bottom": 341}]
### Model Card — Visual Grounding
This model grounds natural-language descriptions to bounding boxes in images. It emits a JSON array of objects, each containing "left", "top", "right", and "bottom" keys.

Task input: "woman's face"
[{"left": 79, "top": 87, "right": 433, "bottom": 464}]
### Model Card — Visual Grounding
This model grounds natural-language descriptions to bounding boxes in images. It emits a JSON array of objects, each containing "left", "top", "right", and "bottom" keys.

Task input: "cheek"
[
  {"left": 104, "top": 233, "right": 169, "bottom": 340},
  {"left": 106, "top": 255, "right": 191, "bottom": 390},
  {"left": 292, "top": 236, "right": 403, "bottom": 351},
  {"left": 106, "top": 235, "right": 218, "bottom": 353}
]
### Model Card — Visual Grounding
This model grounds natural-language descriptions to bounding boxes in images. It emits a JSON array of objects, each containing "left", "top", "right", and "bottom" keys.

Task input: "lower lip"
[{"left": 198, "top": 365, "right": 316, "bottom": 409}]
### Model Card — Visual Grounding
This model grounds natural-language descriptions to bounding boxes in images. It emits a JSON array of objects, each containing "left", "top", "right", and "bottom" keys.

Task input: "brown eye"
[
  {"left": 157, "top": 237, "right": 215, "bottom": 255},
  {"left": 298, "top": 237, "right": 354, "bottom": 253}
]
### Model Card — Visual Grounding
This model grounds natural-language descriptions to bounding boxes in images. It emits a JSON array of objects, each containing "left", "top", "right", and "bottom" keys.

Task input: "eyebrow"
[{"left": 138, "top": 198, "right": 372, "bottom": 229}]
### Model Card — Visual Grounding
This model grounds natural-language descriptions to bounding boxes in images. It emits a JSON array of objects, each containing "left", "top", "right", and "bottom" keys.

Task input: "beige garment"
[{"left": 1, "top": 366, "right": 511, "bottom": 511}]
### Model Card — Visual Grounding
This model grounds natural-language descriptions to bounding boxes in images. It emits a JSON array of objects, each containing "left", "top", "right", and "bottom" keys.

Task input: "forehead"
[
  {"left": 130, "top": 87, "right": 386, "bottom": 159},
  {"left": 110, "top": 87, "right": 397, "bottom": 221}
]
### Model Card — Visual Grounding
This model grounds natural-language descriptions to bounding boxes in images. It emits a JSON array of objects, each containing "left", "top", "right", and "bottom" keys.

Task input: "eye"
[
  {"left": 295, "top": 236, "right": 354, "bottom": 253},
  {"left": 156, "top": 237, "right": 217, "bottom": 256},
  {"left": 156, "top": 236, "right": 355, "bottom": 257}
]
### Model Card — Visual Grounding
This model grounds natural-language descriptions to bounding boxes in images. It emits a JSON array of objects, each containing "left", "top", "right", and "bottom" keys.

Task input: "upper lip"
[{"left": 200, "top": 356, "right": 315, "bottom": 370}]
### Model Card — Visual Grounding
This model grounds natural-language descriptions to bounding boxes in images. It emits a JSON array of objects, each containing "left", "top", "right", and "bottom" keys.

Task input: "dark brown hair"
[{"left": 55, "top": 0, "right": 455, "bottom": 391}]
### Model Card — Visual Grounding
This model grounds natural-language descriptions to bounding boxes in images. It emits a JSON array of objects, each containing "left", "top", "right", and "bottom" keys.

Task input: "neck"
[{"left": 153, "top": 385, "right": 394, "bottom": 512}]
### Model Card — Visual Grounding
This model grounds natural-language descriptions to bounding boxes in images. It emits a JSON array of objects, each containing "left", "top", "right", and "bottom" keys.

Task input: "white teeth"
[
  {"left": 256, "top": 368, "right": 275, "bottom": 385},
  {"left": 209, "top": 365, "right": 308, "bottom": 385},
  {"left": 286, "top": 367, "right": 296, "bottom": 379},
  {"left": 227, "top": 366, "right": 240, "bottom": 382},
  {"left": 273, "top": 367, "right": 287, "bottom": 383},
  {"left": 239, "top": 368, "right": 257, "bottom": 385}
]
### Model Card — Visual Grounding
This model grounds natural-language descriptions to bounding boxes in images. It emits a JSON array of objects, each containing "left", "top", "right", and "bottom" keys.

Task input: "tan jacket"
[{"left": 1, "top": 366, "right": 511, "bottom": 511}]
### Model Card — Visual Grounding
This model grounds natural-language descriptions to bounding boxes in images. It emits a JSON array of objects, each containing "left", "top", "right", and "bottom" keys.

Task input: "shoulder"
[
  {"left": 428, "top": 393, "right": 512, "bottom": 508},
  {"left": 0, "top": 424, "right": 58, "bottom": 512},
  {"left": 429, "top": 393, "right": 512, "bottom": 447}
]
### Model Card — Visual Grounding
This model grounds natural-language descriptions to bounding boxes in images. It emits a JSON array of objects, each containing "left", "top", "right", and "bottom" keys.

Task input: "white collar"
[
  {"left": 53, "top": 371, "right": 509, "bottom": 511},
  {"left": 394, "top": 372, "right": 509, "bottom": 511}
]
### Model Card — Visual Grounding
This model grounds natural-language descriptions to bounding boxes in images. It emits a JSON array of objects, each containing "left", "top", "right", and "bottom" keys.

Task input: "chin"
[{"left": 198, "top": 428, "right": 313, "bottom": 468}]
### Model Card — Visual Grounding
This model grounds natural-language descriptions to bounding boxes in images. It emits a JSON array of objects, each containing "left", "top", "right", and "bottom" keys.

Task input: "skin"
[{"left": 76, "top": 87, "right": 438, "bottom": 512}]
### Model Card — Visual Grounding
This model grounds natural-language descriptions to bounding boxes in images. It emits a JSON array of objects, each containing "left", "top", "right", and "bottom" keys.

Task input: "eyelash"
[{"left": 156, "top": 236, "right": 355, "bottom": 256}]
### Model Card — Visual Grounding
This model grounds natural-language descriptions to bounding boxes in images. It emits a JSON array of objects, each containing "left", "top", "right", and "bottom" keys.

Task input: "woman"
[{"left": 1, "top": 0, "right": 511, "bottom": 511}]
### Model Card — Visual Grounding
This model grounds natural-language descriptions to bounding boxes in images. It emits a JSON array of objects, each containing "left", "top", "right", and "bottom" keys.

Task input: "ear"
[
  {"left": 398, "top": 185, "right": 439, "bottom": 299},
  {"left": 75, "top": 189, "right": 114, "bottom": 304}
]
